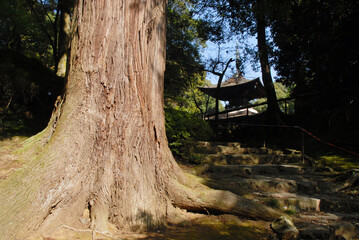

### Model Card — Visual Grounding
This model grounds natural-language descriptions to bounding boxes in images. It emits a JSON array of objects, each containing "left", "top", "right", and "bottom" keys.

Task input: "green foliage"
[
  {"left": 165, "top": 107, "right": 213, "bottom": 162},
  {"left": 317, "top": 155, "right": 359, "bottom": 171},
  {"left": 271, "top": 0, "right": 359, "bottom": 102},
  {"left": 165, "top": 0, "right": 224, "bottom": 106},
  {"left": 252, "top": 82, "right": 294, "bottom": 114},
  {"left": 0, "top": 0, "right": 59, "bottom": 68},
  {"left": 165, "top": 1, "right": 225, "bottom": 120},
  {"left": 167, "top": 77, "right": 224, "bottom": 118},
  {"left": 165, "top": 0, "right": 207, "bottom": 99}
]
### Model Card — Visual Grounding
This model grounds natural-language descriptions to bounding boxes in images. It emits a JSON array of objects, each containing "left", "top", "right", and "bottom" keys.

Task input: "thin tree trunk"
[
  {"left": 56, "top": 0, "right": 73, "bottom": 78},
  {"left": 214, "top": 59, "right": 233, "bottom": 121},
  {"left": 255, "top": 1, "right": 282, "bottom": 123}
]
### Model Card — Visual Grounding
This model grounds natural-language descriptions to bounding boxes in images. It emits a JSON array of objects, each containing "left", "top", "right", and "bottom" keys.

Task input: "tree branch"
[{"left": 214, "top": 58, "right": 233, "bottom": 120}]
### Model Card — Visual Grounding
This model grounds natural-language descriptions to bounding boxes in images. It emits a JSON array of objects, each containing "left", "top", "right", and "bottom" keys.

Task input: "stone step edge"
[{"left": 252, "top": 192, "right": 321, "bottom": 212}]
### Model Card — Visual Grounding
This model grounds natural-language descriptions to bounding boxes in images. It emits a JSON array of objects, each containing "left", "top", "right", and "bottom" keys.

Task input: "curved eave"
[{"left": 198, "top": 78, "right": 266, "bottom": 101}]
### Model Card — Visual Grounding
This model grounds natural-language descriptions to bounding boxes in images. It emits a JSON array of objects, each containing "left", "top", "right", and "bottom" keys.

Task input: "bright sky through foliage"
[{"left": 202, "top": 38, "right": 277, "bottom": 85}]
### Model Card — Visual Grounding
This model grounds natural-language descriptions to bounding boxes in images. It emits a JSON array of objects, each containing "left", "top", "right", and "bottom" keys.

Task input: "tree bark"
[
  {"left": 1, "top": 0, "right": 175, "bottom": 237},
  {"left": 0, "top": 1, "right": 284, "bottom": 238},
  {"left": 255, "top": 0, "right": 282, "bottom": 123}
]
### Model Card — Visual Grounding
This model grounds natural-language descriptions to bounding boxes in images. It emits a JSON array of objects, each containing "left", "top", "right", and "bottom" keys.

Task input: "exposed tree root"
[
  {"left": 167, "top": 174, "right": 284, "bottom": 222},
  {"left": 59, "top": 225, "right": 117, "bottom": 239}
]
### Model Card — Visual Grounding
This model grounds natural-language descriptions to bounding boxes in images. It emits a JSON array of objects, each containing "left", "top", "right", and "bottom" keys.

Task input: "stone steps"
[
  {"left": 192, "top": 141, "right": 243, "bottom": 154},
  {"left": 192, "top": 141, "right": 287, "bottom": 155},
  {"left": 211, "top": 164, "right": 306, "bottom": 176},
  {"left": 258, "top": 192, "right": 321, "bottom": 213},
  {"left": 201, "top": 153, "right": 303, "bottom": 165},
  {"left": 189, "top": 140, "right": 359, "bottom": 235},
  {"left": 192, "top": 141, "right": 303, "bottom": 165},
  {"left": 211, "top": 174, "right": 321, "bottom": 213},
  {"left": 235, "top": 176, "right": 298, "bottom": 194},
  {"left": 297, "top": 220, "right": 359, "bottom": 240}
]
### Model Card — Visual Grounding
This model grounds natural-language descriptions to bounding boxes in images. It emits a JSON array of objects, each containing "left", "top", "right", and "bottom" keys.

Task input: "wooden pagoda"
[{"left": 198, "top": 74, "right": 266, "bottom": 109}]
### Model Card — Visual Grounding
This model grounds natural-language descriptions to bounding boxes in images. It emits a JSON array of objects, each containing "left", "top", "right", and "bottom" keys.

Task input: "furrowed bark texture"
[
  {"left": 68, "top": 0, "right": 175, "bottom": 232},
  {"left": 0, "top": 1, "right": 283, "bottom": 239},
  {"left": 0, "top": 0, "right": 180, "bottom": 237}
]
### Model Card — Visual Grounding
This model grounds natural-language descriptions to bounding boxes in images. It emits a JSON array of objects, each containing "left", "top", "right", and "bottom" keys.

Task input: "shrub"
[{"left": 165, "top": 107, "right": 212, "bottom": 162}]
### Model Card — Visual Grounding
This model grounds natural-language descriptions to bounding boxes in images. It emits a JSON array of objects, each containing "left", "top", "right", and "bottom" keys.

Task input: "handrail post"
[
  {"left": 301, "top": 129, "right": 305, "bottom": 164},
  {"left": 263, "top": 127, "right": 266, "bottom": 148}
]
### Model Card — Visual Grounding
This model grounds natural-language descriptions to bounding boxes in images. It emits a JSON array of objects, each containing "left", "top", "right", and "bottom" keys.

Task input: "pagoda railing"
[{"left": 204, "top": 96, "right": 296, "bottom": 120}]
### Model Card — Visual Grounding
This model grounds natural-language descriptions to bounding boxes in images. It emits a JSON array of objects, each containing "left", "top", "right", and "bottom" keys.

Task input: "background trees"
[
  {"left": 0, "top": 0, "right": 73, "bottom": 129},
  {"left": 0, "top": 0, "right": 66, "bottom": 68},
  {"left": 269, "top": 0, "right": 359, "bottom": 152},
  {"left": 271, "top": 0, "right": 359, "bottom": 101},
  {"left": 165, "top": 0, "right": 206, "bottom": 100}
]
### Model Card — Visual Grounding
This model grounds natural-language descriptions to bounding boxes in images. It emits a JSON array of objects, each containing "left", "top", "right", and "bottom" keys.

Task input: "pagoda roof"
[{"left": 198, "top": 75, "right": 266, "bottom": 103}]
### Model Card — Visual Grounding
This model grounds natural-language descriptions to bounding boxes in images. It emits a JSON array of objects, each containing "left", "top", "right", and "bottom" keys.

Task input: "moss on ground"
[
  {"left": 139, "top": 215, "right": 273, "bottom": 240},
  {"left": 317, "top": 154, "right": 359, "bottom": 170}
]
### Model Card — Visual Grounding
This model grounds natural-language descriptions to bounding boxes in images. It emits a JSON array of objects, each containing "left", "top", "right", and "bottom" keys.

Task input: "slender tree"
[
  {"left": 56, "top": 0, "right": 73, "bottom": 77},
  {"left": 0, "top": 1, "right": 282, "bottom": 238},
  {"left": 209, "top": 58, "right": 234, "bottom": 121},
  {"left": 254, "top": 0, "right": 282, "bottom": 122}
]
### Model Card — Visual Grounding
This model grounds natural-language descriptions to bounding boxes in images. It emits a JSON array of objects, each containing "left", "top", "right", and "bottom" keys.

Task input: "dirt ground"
[{"left": 0, "top": 136, "right": 28, "bottom": 181}]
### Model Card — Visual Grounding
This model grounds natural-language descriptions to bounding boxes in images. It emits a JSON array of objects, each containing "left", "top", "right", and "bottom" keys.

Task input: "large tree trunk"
[
  {"left": 0, "top": 1, "right": 283, "bottom": 239},
  {"left": 1, "top": 1, "right": 174, "bottom": 237}
]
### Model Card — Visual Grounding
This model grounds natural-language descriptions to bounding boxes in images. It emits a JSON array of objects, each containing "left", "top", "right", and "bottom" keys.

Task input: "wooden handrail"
[{"left": 205, "top": 97, "right": 295, "bottom": 118}]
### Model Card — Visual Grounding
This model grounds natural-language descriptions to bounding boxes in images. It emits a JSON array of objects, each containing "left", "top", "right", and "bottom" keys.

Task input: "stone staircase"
[
  {"left": 187, "top": 141, "right": 359, "bottom": 239},
  {"left": 192, "top": 141, "right": 303, "bottom": 165}
]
